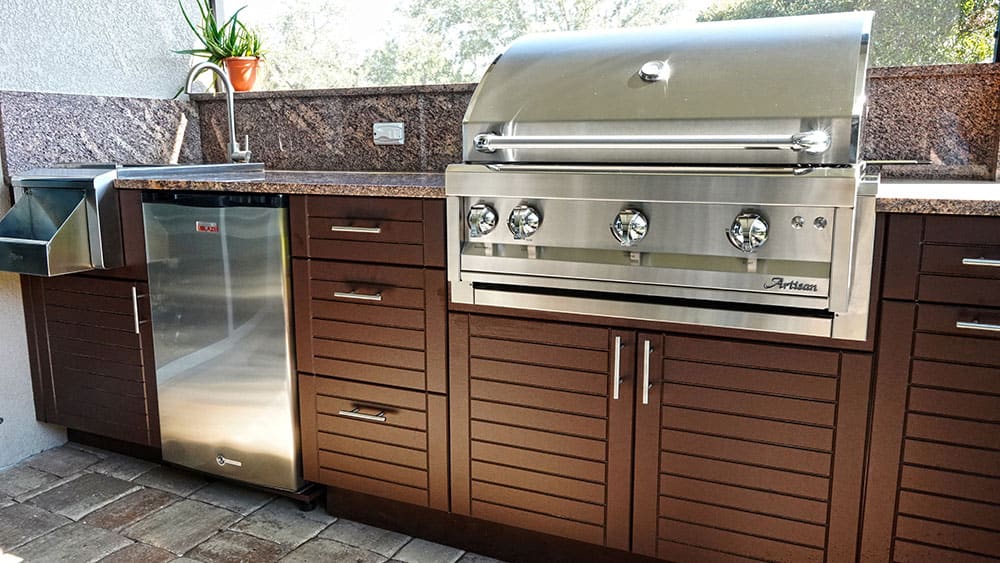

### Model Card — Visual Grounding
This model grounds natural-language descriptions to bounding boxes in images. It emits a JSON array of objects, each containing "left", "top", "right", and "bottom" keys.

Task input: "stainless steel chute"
[
  {"left": 0, "top": 168, "right": 123, "bottom": 276},
  {"left": 447, "top": 12, "right": 879, "bottom": 340}
]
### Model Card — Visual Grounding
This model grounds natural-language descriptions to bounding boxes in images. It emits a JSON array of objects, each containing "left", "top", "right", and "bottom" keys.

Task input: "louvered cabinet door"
[
  {"left": 448, "top": 314, "right": 636, "bottom": 550},
  {"left": 863, "top": 213, "right": 1000, "bottom": 563},
  {"left": 22, "top": 274, "right": 159, "bottom": 447},
  {"left": 633, "top": 335, "right": 872, "bottom": 563},
  {"left": 863, "top": 301, "right": 1000, "bottom": 563}
]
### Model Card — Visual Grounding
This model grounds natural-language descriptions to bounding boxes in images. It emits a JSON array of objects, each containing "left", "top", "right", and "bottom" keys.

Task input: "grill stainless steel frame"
[{"left": 446, "top": 12, "right": 879, "bottom": 340}]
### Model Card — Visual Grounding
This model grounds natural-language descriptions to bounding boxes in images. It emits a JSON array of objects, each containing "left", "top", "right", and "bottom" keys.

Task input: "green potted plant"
[{"left": 177, "top": 0, "right": 264, "bottom": 91}]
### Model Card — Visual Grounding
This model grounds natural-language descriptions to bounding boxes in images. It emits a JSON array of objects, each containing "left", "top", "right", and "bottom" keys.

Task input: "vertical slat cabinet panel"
[
  {"left": 449, "top": 314, "right": 634, "bottom": 548},
  {"left": 90, "top": 189, "right": 149, "bottom": 281},
  {"left": 427, "top": 393, "right": 450, "bottom": 511},
  {"left": 422, "top": 200, "right": 446, "bottom": 268},
  {"left": 21, "top": 275, "right": 52, "bottom": 421},
  {"left": 299, "top": 374, "right": 320, "bottom": 482},
  {"left": 880, "top": 214, "right": 922, "bottom": 301},
  {"left": 424, "top": 269, "right": 448, "bottom": 394},
  {"left": 827, "top": 353, "right": 873, "bottom": 563},
  {"left": 448, "top": 313, "right": 472, "bottom": 515}
]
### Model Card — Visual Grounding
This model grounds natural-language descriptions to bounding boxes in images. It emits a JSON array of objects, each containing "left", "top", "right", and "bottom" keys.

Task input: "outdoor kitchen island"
[{"left": 71, "top": 170, "right": 998, "bottom": 563}]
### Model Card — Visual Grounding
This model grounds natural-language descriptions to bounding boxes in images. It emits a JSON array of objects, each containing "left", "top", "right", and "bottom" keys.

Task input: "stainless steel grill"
[{"left": 446, "top": 12, "right": 879, "bottom": 340}]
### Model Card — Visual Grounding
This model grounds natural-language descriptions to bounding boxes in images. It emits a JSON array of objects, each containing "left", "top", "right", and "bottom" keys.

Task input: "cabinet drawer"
[
  {"left": 308, "top": 217, "right": 423, "bottom": 245},
  {"left": 303, "top": 260, "right": 425, "bottom": 309},
  {"left": 914, "top": 304, "right": 1000, "bottom": 367},
  {"left": 923, "top": 215, "right": 1000, "bottom": 246},
  {"left": 303, "top": 196, "right": 424, "bottom": 221},
  {"left": 291, "top": 196, "right": 444, "bottom": 267},
  {"left": 918, "top": 243, "right": 1000, "bottom": 307},
  {"left": 299, "top": 374, "right": 448, "bottom": 509},
  {"left": 921, "top": 244, "right": 1000, "bottom": 279},
  {"left": 293, "top": 259, "right": 448, "bottom": 392}
]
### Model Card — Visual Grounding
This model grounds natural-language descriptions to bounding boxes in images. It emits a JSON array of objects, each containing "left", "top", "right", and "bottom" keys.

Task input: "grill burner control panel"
[{"left": 466, "top": 202, "right": 832, "bottom": 258}]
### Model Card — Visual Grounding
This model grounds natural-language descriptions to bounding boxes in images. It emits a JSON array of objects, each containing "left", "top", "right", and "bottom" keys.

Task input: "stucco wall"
[
  {"left": 0, "top": 0, "right": 198, "bottom": 99},
  {"left": 0, "top": 0, "right": 198, "bottom": 468}
]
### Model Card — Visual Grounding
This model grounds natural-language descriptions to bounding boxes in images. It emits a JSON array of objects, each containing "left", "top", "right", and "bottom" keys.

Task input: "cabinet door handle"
[
  {"left": 642, "top": 339, "right": 653, "bottom": 405},
  {"left": 330, "top": 225, "right": 382, "bottom": 234},
  {"left": 956, "top": 320, "right": 1000, "bottom": 333},
  {"left": 337, "top": 407, "right": 387, "bottom": 423},
  {"left": 333, "top": 291, "right": 383, "bottom": 302},
  {"left": 962, "top": 257, "right": 1000, "bottom": 268},
  {"left": 131, "top": 286, "right": 140, "bottom": 334},
  {"left": 612, "top": 335, "right": 623, "bottom": 400}
]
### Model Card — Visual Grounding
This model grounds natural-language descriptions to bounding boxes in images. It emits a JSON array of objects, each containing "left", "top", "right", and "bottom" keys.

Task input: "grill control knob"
[
  {"left": 727, "top": 212, "right": 769, "bottom": 253},
  {"left": 611, "top": 209, "right": 648, "bottom": 247},
  {"left": 508, "top": 205, "right": 541, "bottom": 240},
  {"left": 467, "top": 203, "right": 498, "bottom": 238}
]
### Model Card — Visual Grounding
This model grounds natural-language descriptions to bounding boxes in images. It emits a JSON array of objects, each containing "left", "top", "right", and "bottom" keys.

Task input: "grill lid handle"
[{"left": 474, "top": 131, "right": 832, "bottom": 154}]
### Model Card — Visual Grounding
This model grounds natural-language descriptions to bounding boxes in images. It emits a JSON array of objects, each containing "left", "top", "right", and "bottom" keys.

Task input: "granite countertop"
[
  {"left": 116, "top": 170, "right": 998, "bottom": 214},
  {"left": 876, "top": 180, "right": 999, "bottom": 216},
  {"left": 114, "top": 170, "right": 445, "bottom": 198}
]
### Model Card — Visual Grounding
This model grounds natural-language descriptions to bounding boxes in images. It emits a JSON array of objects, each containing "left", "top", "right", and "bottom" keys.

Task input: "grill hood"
[{"left": 463, "top": 11, "right": 873, "bottom": 166}]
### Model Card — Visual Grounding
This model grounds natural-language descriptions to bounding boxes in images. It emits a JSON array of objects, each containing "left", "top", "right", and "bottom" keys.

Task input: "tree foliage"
[
  {"left": 363, "top": 0, "right": 681, "bottom": 85},
  {"left": 246, "top": 0, "right": 997, "bottom": 90},
  {"left": 698, "top": 0, "right": 997, "bottom": 67}
]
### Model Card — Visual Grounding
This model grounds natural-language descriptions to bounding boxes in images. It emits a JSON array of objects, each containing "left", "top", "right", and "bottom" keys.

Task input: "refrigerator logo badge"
[{"left": 196, "top": 221, "right": 219, "bottom": 233}]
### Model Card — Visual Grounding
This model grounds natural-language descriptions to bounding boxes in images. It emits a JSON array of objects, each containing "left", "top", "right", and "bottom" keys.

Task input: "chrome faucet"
[{"left": 185, "top": 62, "right": 251, "bottom": 163}]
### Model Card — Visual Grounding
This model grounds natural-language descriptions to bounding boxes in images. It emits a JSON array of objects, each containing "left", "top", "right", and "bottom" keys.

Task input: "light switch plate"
[{"left": 373, "top": 122, "right": 405, "bottom": 145}]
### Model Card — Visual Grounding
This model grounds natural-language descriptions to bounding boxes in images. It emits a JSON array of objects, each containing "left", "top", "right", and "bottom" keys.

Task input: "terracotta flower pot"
[{"left": 223, "top": 56, "right": 260, "bottom": 91}]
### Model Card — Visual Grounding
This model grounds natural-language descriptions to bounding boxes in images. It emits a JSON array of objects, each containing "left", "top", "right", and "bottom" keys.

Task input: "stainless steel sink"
[{"left": 115, "top": 162, "right": 264, "bottom": 180}]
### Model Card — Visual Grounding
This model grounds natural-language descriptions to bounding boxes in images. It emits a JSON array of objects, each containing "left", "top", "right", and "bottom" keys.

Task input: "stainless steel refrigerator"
[{"left": 142, "top": 192, "right": 302, "bottom": 491}]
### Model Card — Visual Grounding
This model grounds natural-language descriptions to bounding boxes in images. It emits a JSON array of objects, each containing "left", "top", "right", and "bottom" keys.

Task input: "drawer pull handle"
[
  {"left": 962, "top": 258, "right": 1000, "bottom": 267},
  {"left": 337, "top": 408, "right": 387, "bottom": 423},
  {"left": 334, "top": 291, "right": 383, "bottom": 302},
  {"left": 131, "top": 286, "right": 140, "bottom": 334},
  {"left": 330, "top": 225, "right": 382, "bottom": 234},
  {"left": 642, "top": 339, "right": 653, "bottom": 405},
  {"left": 956, "top": 320, "right": 1000, "bottom": 333},
  {"left": 612, "top": 335, "right": 623, "bottom": 400}
]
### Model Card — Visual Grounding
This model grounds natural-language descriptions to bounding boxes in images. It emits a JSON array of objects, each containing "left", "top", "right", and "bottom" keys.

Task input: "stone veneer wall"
[
  {"left": 0, "top": 91, "right": 202, "bottom": 199},
  {"left": 863, "top": 64, "right": 1000, "bottom": 181},
  {"left": 196, "top": 65, "right": 1000, "bottom": 181},
  {"left": 0, "top": 91, "right": 202, "bottom": 469},
  {"left": 194, "top": 84, "right": 474, "bottom": 173}
]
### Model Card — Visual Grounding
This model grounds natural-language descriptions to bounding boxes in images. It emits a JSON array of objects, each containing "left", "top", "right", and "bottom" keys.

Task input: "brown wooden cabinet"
[
  {"left": 633, "top": 335, "right": 872, "bottom": 563},
  {"left": 448, "top": 315, "right": 635, "bottom": 548},
  {"left": 862, "top": 214, "right": 1000, "bottom": 562},
  {"left": 293, "top": 195, "right": 450, "bottom": 511},
  {"left": 22, "top": 191, "right": 159, "bottom": 447},
  {"left": 449, "top": 313, "right": 873, "bottom": 562}
]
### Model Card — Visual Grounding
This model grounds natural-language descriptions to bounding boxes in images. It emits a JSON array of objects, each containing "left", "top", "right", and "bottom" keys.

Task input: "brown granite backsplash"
[
  {"left": 0, "top": 91, "right": 202, "bottom": 209},
  {"left": 195, "top": 84, "right": 472, "bottom": 173},
  {"left": 195, "top": 65, "right": 1000, "bottom": 182},
  {"left": 862, "top": 63, "right": 1000, "bottom": 181}
]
